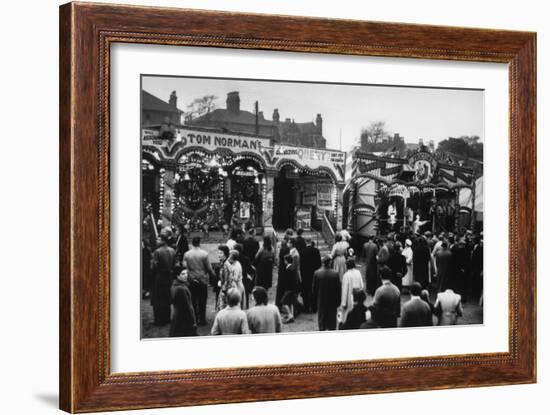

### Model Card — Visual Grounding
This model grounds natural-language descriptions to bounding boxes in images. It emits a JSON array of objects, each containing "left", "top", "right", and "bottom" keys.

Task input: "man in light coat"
[
  {"left": 183, "top": 236, "right": 215, "bottom": 325},
  {"left": 246, "top": 287, "right": 282, "bottom": 334},
  {"left": 211, "top": 289, "right": 250, "bottom": 335}
]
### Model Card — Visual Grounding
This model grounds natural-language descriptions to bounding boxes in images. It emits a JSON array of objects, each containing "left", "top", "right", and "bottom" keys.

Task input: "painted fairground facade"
[
  {"left": 343, "top": 148, "right": 483, "bottom": 241},
  {"left": 141, "top": 126, "right": 346, "bottom": 240}
]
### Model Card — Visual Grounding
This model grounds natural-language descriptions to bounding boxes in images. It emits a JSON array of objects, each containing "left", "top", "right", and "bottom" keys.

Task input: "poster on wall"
[
  {"left": 239, "top": 201, "right": 251, "bottom": 219},
  {"left": 302, "top": 183, "right": 317, "bottom": 205},
  {"left": 295, "top": 205, "right": 312, "bottom": 230},
  {"left": 316, "top": 184, "right": 333, "bottom": 219}
]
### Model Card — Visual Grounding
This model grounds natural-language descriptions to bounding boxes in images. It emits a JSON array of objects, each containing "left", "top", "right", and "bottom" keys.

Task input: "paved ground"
[{"left": 141, "top": 243, "right": 483, "bottom": 338}]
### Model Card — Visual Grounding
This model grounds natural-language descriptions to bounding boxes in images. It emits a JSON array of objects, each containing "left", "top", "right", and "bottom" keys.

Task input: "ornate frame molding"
[{"left": 60, "top": 2, "right": 536, "bottom": 412}]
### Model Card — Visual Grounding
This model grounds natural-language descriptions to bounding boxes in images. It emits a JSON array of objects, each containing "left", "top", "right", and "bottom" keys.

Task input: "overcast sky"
[{"left": 142, "top": 75, "right": 484, "bottom": 152}]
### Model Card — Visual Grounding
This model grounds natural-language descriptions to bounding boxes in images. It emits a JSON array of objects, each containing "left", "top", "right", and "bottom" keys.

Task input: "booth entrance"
[{"left": 273, "top": 169, "right": 297, "bottom": 230}]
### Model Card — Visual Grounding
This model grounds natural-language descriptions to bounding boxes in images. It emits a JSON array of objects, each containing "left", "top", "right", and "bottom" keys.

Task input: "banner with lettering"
[
  {"left": 272, "top": 144, "right": 346, "bottom": 182},
  {"left": 144, "top": 127, "right": 271, "bottom": 156}
]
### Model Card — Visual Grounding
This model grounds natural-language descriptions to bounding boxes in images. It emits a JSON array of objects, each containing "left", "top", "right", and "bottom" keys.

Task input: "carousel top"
[{"left": 350, "top": 149, "right": 478, "bottom": 189}]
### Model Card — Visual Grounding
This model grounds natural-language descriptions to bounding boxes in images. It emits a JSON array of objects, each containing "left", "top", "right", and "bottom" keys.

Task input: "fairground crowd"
[{"left": 142, "top": 225, "right": 483, "bottom": 337}]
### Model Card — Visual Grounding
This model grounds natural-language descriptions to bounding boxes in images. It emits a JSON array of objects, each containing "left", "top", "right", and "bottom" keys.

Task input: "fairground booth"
[
  {"left": 141, "top": 126, "right": 346, "bottom": 238},
  {"left": 343, "top": 149, "right": 483, "bottom": 241}
]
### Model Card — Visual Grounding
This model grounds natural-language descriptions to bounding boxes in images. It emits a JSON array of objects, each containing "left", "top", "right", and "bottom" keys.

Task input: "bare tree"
[
  {"left": 185, "top": 95, "right": 218, "bottom": 121},
  {"left": 360, "top": 121, "right": 388, "bottom": 145}
]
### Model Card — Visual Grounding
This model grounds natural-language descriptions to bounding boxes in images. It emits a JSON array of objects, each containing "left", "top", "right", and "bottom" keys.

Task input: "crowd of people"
[{"left": 142, "top": 223, "right": 483, "bottom": 337}]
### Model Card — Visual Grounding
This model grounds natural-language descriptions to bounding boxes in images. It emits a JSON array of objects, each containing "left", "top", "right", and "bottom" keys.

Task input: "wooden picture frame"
[{"left": 59, "top": 2, "right": 536, "bottom": 412}]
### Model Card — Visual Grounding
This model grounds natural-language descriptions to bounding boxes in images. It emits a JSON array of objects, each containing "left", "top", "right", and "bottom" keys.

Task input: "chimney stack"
[
  {"left": 169, "top": 91, "right": 177, "bottom": 108},
  {"left": 315, "top": 113, "right": 323, "bottom": 134},
  {"left": 226, "top": 91, "right": 240, "bottom": 114},
  {"left": 272, "top": 109, "right": 280, "bottom": 123}
]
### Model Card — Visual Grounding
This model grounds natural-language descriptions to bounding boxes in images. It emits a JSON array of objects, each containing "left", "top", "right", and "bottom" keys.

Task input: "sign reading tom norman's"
[{"left": 144, "top": 126, "right": 272, "bottom": 156}]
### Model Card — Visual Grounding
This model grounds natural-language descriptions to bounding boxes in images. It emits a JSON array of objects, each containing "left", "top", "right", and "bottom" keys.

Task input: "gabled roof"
[
  {"left": 277, "top": 120, "right": 318, "bottom": 136},
  {"left": 142, "top": 90, "right": 182, "bottom": 114},
  {"left": 192, "top": 108, "right": 274, "bottom": 125}
]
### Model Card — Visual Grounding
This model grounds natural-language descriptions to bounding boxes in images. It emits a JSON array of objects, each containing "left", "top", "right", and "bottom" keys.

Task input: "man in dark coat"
[
  {"left": 400, "top": 282, "right": 433, "bottom": 327},
  {"left": 387, "top": 241, "right": 407, "bottom": 290},
  {"left": 312, "top": 256, "right": 342, "bottom": 330},
  {"left": 294, "top": 228, "right": 307, "bottom": 257},
  {"left": 342, "top": 289, "right": 368, "bottom": 330},
  {"left": 362, "top": 235, "right": 379, "bottom": 296},
  {"left": 435, "top": 241, "right": 453, "bottom": 292},
  {"left": 233, "top": 243, "right": 254, "bottom": 309},
  {"left": 242, "top": 228, "right": 260, "bottom": 263},
  {"left": 150, "top": 234, "right": 176, "bottom": 325},
  {"left": 300, "top": 238, "right": 322, "bottom": 312},
  {"left": 175, "top": 227, "right": 189, "bottom": 265},
  {"left": 450, "top": 237, "right": 470, "bottom": 298},
  {"left": 372, "top": 266, "right": 401, "bottom": 328},
  {"left": 169, "top": 268, "right": 197, "bottom": 337},
  {"left": 413, "top": 236, "right": 431, "bottom": 289}
]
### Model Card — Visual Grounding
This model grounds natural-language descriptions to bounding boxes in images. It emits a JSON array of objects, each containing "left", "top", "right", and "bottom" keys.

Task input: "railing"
[{"left": 321, "top": 210, "right": 336, "bottom": 247}]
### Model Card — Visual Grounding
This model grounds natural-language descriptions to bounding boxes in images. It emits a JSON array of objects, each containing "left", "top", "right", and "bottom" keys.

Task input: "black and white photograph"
[{"left": 140, "top": 75, "right": 484, "bottom": 338}]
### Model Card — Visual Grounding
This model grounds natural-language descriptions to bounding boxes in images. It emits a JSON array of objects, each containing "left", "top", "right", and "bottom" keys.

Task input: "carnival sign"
[
  {"left": 272, "top": 144, "right": 346, "bottom": 181},
  {"left": 408, "top": 151, "right": 437, "bottom": 184},
  {"left": 274, "top": 145, "right": 345, "bottom": 165},
  {"left": 145, "top": 127, "right": 271, "bottom": 156}
]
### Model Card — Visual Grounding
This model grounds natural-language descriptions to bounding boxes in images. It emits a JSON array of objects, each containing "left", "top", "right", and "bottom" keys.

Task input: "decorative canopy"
[
  {"left": 142, "top": 126, "right": 347, "bottom": 184},
  {"left": 350, "top": 150, "right": 476, "bottom": 190}
]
